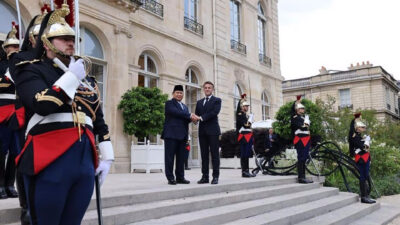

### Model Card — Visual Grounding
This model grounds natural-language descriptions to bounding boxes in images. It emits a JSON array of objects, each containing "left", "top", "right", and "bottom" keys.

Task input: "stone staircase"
[{"left": 1, "top": 172, "right": 399, "bottom": 225}]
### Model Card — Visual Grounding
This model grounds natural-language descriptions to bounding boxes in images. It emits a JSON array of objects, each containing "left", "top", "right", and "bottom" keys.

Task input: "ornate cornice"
[
  {"left": 105, "top": 0, "right": 141, "bottom": 13},
  {"left": 114, "top": 25, "right": 133, "bottom": 38}
]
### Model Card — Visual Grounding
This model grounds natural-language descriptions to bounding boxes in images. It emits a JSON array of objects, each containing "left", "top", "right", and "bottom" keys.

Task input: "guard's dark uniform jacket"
[
  {"left": 291, "top": 114, "right": 310, "bottom": 162},
  {"left": 350, "top": 132, "right": 370, "bottom": 164},
  {"left": 14, "top": 57, "right": 110, "bottom": 175},
  {"left": 0, "top": 57, "right": 25, "bottom": 129},
  {"left": 236, "top": 111, "right": 253, "bottom": 158}
]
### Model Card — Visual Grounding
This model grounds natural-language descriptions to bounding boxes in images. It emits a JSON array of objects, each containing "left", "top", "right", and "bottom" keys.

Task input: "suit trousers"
[
  {"left": 199, "top": 135, "right": 220, "bottom": 178},
  {"left": 164, "top": 139, "right": 185, "bottom": 181}
]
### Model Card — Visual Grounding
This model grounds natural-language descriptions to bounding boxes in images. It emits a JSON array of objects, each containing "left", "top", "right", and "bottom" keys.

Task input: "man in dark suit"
[
  {"left": 195, "top": 81, "right": 221, "bottom": 185},
  {"left": 162, "top": 85, "right": 196, "bottom": 185}
]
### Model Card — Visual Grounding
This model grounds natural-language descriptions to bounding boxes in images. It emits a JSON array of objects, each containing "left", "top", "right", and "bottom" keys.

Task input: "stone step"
[
  {"left": 295, "top": 201, "right": 381, "bottom": 225},
  {"left": 128, "top": 187, "right": 339, "bottom": 225},
  {"left": 351, "top": 203, "right": 400, "bottom": 225},
  {"left": 85, "top": 176, "right": 301, "bottom": 210},
  {"left": 83, "top": 182, "right": 322, "bottom": 225},
  {"left": 222, "top": 192, "right": 358, "bottom": 225}
]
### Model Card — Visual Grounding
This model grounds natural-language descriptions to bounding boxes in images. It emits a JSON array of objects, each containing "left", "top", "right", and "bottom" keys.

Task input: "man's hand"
[{"left": 191, "top": 113, "right": 200, "bottom": 123}]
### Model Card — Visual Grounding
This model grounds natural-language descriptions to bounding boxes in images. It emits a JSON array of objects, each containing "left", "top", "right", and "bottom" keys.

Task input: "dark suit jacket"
[
  {"left": 195, "top": 96, "right": 221, "bottom": 136},
  {"left": 161, "top": 98, "right": 191, "bottom": 140}
]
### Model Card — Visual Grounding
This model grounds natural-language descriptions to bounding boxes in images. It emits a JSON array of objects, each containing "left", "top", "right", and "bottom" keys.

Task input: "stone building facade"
[
  {"left": 1, "top": 0, "right": 283, "bottom": 172},
  {"left": 283, "top": 62, "right": 400, "bottom": 121}
]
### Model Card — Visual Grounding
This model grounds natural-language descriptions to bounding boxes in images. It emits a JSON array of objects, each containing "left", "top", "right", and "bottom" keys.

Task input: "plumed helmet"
[
  {"left": 2, "top": 22, "right": 20, "bottom": 49},
  {"left": 295, "top": 95, "right": 305, "bottom": 110}
]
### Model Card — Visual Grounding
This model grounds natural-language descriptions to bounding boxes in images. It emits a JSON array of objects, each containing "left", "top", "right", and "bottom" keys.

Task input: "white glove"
[
  {"left": 248, "top": 113, "right": 254, "bottom": 123},
  {"left": 364, "top": 135, "right": 371, "bottom": 147},
  {"left": 68, "top": 57, "right": 86, "bottom": 80},
  {"left": 355, "top": 148, "right": 361, "bottom": 154},
  {"left": 95, "top": 160, "right": 113, "bottom": 186},
  {"left": 304, "top": 115, "right": 310, "bottom": 125}
]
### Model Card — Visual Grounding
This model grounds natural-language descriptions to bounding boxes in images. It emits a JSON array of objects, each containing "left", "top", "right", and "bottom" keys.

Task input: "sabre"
[
  {"left": 95, "top": 174, "right": 104, "bottom": 225},
  {"left": 15, "top": 0, "right": 23, "bottom": 48},
  {"left": 53, "top": 57, "right": 95, "bottom": 91},
  {"left": 308, "top": 151, "right": 321, "bottom": 180},
  {"left": 50, "top": 0, "right": 55, "bottom": 10}
]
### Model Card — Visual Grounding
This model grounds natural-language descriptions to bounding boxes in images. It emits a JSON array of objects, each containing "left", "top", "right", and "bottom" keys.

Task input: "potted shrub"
[{"left": 118, "top": 86, "right": 168, "bottom": 173}]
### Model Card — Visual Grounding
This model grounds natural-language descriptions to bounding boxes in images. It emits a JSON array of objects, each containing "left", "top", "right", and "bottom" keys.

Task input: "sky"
[{"left": 278, "top": 0, "right": 400, "bottom": 80}]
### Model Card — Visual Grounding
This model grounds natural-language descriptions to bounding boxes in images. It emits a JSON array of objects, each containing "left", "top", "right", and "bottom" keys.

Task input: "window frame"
[
  {"left": 230, "top": 0, "right": 241, "bottom": 42},
  {"left": 138, "top": 53, "right": 160, "bottom": 88},
  {"left": 184, "top": 0, "right": 199, "bottom": 22},
  {"left": 261, "top": 91, "right": 270, "bottom": 120},
  {"left": 257, "top": 2, "right": 267, "bottom": 56},
  {"left": 339, "top": 88, "right": 351, "bottom": 107}
]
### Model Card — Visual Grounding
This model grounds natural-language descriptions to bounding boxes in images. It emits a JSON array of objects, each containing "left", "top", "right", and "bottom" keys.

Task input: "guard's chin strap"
[{"left": 42, "top": 35, "right": 70, "bottom": 59}]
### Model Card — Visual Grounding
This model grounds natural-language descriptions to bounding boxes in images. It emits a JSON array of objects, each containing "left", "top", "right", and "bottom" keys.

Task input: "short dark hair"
[{"left": 203, "top": 81, "right": 214, "bottom": 88}]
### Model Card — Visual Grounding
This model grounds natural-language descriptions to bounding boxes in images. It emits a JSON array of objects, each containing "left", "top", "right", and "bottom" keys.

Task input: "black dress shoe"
[
  {"left": 197, "top": 177, "right": 209, "bottom": 184},
  {"left": 176, "top": 179, "right": 190, "bottom": 184},
  {"left": 185, "top": 167, "right": 191, "bottom": 170},
  {"left": 21, "top": 208, "right": 31, "bottom": 225},
  {"left": 6, "top": 186, "right": 18, "bottom": 198},
  {"left": 361, "top": 196, "right": 376, "bottom": 204},
  {"left": 211, "top": 178, "right": 218, "bottom": 185},
  {"left": 0, "top": 187, "right": 7, "bottom": 199},
  {"left": 242, "top": 171, "right": 255, "bottom": 178},
  {"left": 168, "top": 180, "right": 177, "bottom": 185},
  {"left": 298, "top": 178, "right": 313, "bottom": 184}
]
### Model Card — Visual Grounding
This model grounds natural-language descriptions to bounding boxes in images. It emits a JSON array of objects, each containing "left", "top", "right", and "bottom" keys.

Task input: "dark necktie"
[{"left": 204, "top": 97, "right": 209, "bottom": 106}]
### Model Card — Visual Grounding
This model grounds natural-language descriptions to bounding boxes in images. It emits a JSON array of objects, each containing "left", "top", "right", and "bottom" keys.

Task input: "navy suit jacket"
[
  {"left": 161, "top": 98, "right": 191, "bottom": 141},
  {"left": 195, "top": 96, "right": 221, "bottom": 136}
]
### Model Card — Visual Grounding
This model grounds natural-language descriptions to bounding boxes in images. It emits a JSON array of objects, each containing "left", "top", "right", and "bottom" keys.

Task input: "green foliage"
[
  {"left": 118, "top": 87, "right": 168, "bottom": 139},
  {"left": 372, "top": 121, "right": 400, "bottom": 147},
  {"left": 273, "top": 99, "right": 324, "bottom": 140}
]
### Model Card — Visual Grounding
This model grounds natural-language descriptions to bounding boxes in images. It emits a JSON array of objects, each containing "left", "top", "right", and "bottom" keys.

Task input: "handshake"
[{"left": 190, "top": 113, "right": 201, "bottom": 124}]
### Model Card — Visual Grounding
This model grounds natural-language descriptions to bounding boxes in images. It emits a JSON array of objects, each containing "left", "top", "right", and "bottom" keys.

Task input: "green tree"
[
  {"left": 273, "top": 99, "right": 324, "bottom": 140},
  {"left": 118, "top": 87, "right": 168, "bottom": 139}
]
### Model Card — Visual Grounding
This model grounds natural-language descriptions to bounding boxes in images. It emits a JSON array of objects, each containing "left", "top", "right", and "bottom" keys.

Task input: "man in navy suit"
[
  {"left": 195, "top": 81, "right": 221, "bottom": 185},
  {"left": 161, "top": 85, "right": 196, "bottom": 185}
]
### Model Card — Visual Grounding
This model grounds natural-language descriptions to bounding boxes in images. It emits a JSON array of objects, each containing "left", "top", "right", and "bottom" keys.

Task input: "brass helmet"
[
  {"left": 41, "top": 0, "right": 75, "bottom": 56},
  {"left": 295, "top": 95, "right": 305, "bottom": 110},
  {"left": 2, "top": 22, "right": 20, "bottom": 50},
  {"left": 29, "top": 4, "right": 50, "bottom": 44},
  {"left": 354, "top": 112, "right": 366, "bottom": 129}
]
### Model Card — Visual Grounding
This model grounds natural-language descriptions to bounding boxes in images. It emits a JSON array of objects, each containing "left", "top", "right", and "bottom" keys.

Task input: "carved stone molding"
[
  {"left": 262, "top": 78, "right": 271, "bottom": 89},
  {"left": 114, "top": 25, "right": 133, "bottom": 38},
  {"left": 105, "top": 0, "right": 141, "bottom": 13}
]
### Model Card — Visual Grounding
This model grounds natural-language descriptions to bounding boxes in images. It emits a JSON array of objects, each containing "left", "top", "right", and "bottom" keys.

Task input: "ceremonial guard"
[
  {"left": 291, "top": 96, "right": 313, "bottom": 183},
  {"left": 349, "top": 113, "right": 376, "bottom": 204},
  {"left": 0, "top": 22, "right": 21, "bottom": 200},
  {"left": 14, "top": 2, "right": 114, "bottom": 224},
  {"left": 236, "top": 94, "right": 255, "bottom": 178}
]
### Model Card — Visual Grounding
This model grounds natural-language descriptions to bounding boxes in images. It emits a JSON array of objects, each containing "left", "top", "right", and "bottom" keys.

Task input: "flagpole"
[
  {"left": 15, "top": 0, "right": 22, "bottom": 47},
  {"left": 50, "top": 0, "right": 54, "bottom": 10},
  {"left": 74, "top": 0, "right": 80, "bottom": 55}
]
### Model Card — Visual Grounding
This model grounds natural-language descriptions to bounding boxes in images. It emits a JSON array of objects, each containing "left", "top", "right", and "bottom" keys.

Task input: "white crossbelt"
[
  {"left": 295, "top": 129, "right": 310, "bottom": 135},
  {"left": 0, "top": 93, "right": 16, "bottom": 100},
  {"left": 26, "top": 112, "right": 93, "bottom": 137}
]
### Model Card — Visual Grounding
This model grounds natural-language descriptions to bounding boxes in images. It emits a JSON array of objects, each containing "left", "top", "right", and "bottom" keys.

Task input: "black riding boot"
[
  {"left": 298, "top": 162, "right": 313, "bottom": 183},
  {"left": 360, "top": 180, "right": 376, "bottom": 204},
  {"left": 241, "top": 157, "right": 254, "bottom": 177},
  {"left": 17, "top": 172, "right": 30, "bottom": 224}
]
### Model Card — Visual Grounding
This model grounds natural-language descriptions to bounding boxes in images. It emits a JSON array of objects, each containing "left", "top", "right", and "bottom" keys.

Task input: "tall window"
[
  {"left": 184, "top": 0, "right": 198, "bottom": 21},
  {"left": 79, "top": 27, "right": 106, "bottom": 106},
  {"left": 230, "top": 0, "right": 240, "bottom": 42},
  {"left": 257, "top": 2, "right": 266, "bottom": 56},
  {"left": 385, "top": 86, "right": 391, "bottom": 110},
  {"left": 185, "top": 67, "right": 201, "bottom": 166},
  {"left": 138, "top": 53, "right": 159, "bottom": 88},
  {"left": 339, "top": 89, "right": 351, "bottom": 108},
  {"left": 261, "top": 92, "right": 270, "bottom": 120}
]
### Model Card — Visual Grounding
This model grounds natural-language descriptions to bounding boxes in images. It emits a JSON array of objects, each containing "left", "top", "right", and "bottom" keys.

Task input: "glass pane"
[
  {"left": 82, "top": 28, "right": 104, "bottom": 59},
  {"left": 138, "top": 55, "right": 145, "bottom": 70},
  {"left": 185, "top": 69, "right": 190, "bottom": 82},
  {"left": 90, "top": 63, "right": 104, "bottom": 102},
  {"left": 191, "top": 71, "right": 198, "bottom": 84},
  {"left": 149, "top": 77, "right": 158, "bottom": 88},
  {"left": 138, "top": 74, "right": 145, "bottom": 87},
  {"left": 184, "top": 0, "right": 189, "bottom": 17},
  {"left": 0, "top": 2, "right": 24, "bottom": 34},
  {"left": 147, "top": 56, "right": 157, "bottom": 74}
]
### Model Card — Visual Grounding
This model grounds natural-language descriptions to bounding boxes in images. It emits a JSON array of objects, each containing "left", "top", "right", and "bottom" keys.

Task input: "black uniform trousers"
[
  {"left": 199, "top": 135, "right": 220, "bottom": 179},
  {"left": 164, "top": 138, "right": 185, "bottom": 181}
]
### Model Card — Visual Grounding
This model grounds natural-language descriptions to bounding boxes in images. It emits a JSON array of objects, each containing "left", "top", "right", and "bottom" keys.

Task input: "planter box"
[{"left": 131, "top": 144, "right": 164, "bottom": 173}]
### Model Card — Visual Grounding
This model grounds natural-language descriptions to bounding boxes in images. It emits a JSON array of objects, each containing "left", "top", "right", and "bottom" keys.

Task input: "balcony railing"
[
  {"left": 387, "top": 103, "right": 391, "bottom": 110},
  {"left": 140, "top": 0, "right": 163, "bottom": 17},
  {"left": 230, "top": 39, "right": 247, "bottom": 54},
  {"left": 184, "top": 16, "right": 203, "bottom": 36},
  {"left": 338, "top": 104, "right": 353, "bottom": 110},
  {"left": 259, "top": 53, "right": 272, "bottom": 67}
]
